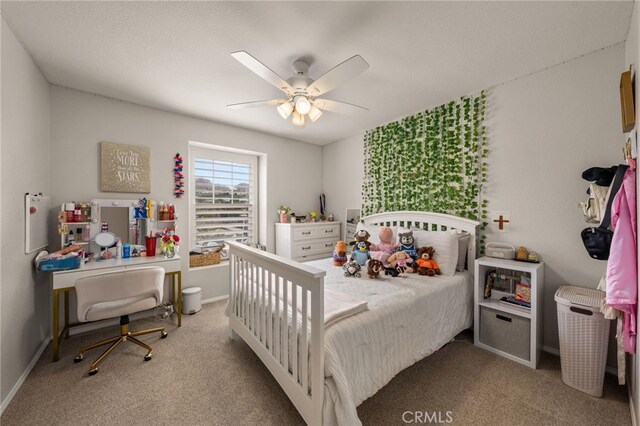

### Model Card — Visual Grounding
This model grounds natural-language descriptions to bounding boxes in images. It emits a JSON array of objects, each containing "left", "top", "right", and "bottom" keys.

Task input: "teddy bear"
[
  {"left": 343, "top": 259, "right": 362, "bottom": 277},
  {"left": 367, "top": 259, "right": 384, "bottom": 279},
  {"left": 396, "top": 230, "right": 417, "bottom": 261},
  {"left": 349, "top": 229, "right": 372, "bottom": 251},
  {"left": 387, "top": 251, "right": 415, "bottom": 277},
  {"left": 369, "top": 227, "right": 398, "bottom": 265},
  {"left": 414, "top": 246, "right": 441, "bottom": 276},
  {"left": 332, "top": 241, "right": 348, "bottom": 266},
  {"left": 351, "top": 241, "right": 370, "bottom": 266}
]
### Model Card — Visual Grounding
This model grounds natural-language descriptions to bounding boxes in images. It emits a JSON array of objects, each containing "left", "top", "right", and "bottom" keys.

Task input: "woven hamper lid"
[{"left": 554, "top": 285, "right": 605, "bottom": 310}]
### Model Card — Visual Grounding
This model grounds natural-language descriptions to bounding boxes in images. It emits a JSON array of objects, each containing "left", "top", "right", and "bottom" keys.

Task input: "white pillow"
[
  {"left": 412, "top": 230, "right": 459, "bottom": 276},
  {"left": 355, "top": 223, "right": 396, "bottom": 245}
]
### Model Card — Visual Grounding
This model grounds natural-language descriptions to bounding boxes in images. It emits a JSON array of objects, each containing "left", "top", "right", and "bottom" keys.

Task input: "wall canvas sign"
[{"left": 101, "top": 142, "right": 151, "bottom": 193}]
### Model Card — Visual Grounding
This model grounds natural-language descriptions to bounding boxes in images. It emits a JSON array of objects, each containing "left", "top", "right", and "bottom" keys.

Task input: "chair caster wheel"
[
  {"left": 89, "top": 368, "right": 98, "bottom": 376},
  {"left": 161, "top": 331, "right": 168, "bottom": 339},
  {"left": 74, "top": 354, "right": 84, "bottom": 363},
  {"left": 144, "top": 353, "right": 153, "bottom": 361}
]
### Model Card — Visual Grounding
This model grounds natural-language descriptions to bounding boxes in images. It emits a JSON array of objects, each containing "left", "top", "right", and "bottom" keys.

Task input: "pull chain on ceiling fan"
[{"left": 227, "top": 51, "right": 369, "bottom": 127}]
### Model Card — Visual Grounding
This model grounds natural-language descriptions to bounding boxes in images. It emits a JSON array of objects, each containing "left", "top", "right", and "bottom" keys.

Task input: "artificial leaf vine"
[{"left": 362, "top": 90, "right": 488, "bottom": 250}]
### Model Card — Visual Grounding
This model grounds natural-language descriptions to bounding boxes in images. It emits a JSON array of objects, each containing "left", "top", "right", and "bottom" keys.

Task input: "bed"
[{"left": 226, "top": 211, "right": 479, "bottom": 426}]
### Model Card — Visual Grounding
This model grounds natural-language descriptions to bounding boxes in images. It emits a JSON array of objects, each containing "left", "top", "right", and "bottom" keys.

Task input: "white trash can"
[
  {"left": 555, "top": 286, "right": 610, "bottom": 397},
  {"left": 182, "top": 286, "right": 202, "bottom": 315}
]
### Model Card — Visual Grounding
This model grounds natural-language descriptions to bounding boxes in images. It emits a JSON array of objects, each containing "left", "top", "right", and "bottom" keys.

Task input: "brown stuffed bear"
[
  {"left": 367, "top": 259, "right": 384, "bottom": 279},
  {"left": 349, "top": 229, "right": 372, "bottom": 250},
  {"left": 414, "top": 246, "right": 441, "bottom": 276}
]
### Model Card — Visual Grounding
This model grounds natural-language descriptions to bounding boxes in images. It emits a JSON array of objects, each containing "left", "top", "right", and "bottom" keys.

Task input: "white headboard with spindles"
[{"left": 361, "top": 211, "right": 480, "bottom": 272}]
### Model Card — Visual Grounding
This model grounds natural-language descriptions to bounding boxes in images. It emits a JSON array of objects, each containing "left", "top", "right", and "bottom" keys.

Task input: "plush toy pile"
[{"left": 335, "top": 226, "right": 441, "bottom": 281}]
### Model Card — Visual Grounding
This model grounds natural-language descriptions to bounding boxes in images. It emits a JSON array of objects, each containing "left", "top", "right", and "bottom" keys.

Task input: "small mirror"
[{"left": 94, "top": 232, "right": 117, "bottom": 248}]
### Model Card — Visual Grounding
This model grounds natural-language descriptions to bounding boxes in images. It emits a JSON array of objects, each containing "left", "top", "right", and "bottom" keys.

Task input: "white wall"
[
  {"left": 322, "top": 43, "right": 624, "bottom": 353},
  {"left": 49, "top": 86, "right": 323, "bottom": 302},
  {"left": 1, "top": 17, "right": 51, "bottom": 410},
  {"left": 625, "top": 3, "right": 639, "bottom": 423}
]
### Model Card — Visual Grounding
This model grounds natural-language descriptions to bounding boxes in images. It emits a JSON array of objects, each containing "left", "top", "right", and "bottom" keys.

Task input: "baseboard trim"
[
  {"left": 202, "top": 295, "right": 229, "bottom": 305},
  {"left": 1, "top": 337, "right": 50, "bottom": 415},
  {"left": 543, "top": 345, "right": 617, "bottom": 376}
]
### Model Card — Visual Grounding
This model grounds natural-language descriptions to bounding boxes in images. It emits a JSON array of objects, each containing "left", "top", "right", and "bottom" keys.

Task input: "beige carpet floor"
[{"left": 1, "top": 301, "right": 630, "bottom": 426}]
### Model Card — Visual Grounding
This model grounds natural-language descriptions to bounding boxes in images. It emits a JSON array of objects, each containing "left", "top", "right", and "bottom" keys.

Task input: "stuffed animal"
[
  {"left": 332, "top": 241, "right": 348, "bottom": 266},
  {"left": 369, "top": 227, "right": 398, "bottom": 265},
  {"left": 367, "top": 259, "right": 384, "bottom": 279},
  {"left": 343, "top": 259, "right": 362, "bottom": 277},
  {"left": 414, "top": 246, "right": 441, "bottom": 276},
  {"left": 351, "top": 241, "right": 370, "bottom": 266},
  {"left": 349, "top": 229, "right": 372, "bottom": 251},
  {"left": 397, "top": 231, "right": 417, "bottom": 261},
  {"left": 387, "top": 251, "right": 414, "bottom": 276}
]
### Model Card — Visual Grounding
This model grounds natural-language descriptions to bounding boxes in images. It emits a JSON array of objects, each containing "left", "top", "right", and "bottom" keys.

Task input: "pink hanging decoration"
[{"left": 173, "top": 153, "right": 184, "bottom": 198}]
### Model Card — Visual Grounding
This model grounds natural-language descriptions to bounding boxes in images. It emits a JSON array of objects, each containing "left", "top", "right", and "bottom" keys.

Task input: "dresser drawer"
[
  {"left": 292, "top": 239, "right": 336, "bottom": 256},
  {"left": 292, "top": 227, "right": 316, "bottom": 241},
  {"left": 292, "top": 223, "right": 341, "bottom": 241}
]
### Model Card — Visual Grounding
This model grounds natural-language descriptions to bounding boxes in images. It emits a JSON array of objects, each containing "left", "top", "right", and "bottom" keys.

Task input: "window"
[{"left": 190, "top": 147, "right": 258, "bottom": 250}]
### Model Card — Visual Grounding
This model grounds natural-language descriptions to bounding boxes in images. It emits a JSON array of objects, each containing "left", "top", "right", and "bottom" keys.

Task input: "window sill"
[{"left": 188, "top": 260, "right": 229, "bottom": 272}]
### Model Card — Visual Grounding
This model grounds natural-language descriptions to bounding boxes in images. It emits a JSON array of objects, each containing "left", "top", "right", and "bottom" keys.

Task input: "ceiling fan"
[{"left": 227, "top": 51, "right": 369, "bottom": 127}]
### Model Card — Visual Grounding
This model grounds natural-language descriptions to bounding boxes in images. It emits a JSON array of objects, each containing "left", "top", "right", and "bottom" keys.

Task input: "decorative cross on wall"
[
  {"left": 490, "top": 211, "right": 511, "bottom": 233},
  {"left": 493, "top": 215, "right": 510, "bottom": 230}
]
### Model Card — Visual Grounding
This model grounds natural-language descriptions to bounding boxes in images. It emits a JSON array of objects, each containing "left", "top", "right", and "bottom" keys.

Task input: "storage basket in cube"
[{"left": 555, "top": 286, "right": 610, "bottom": 397}]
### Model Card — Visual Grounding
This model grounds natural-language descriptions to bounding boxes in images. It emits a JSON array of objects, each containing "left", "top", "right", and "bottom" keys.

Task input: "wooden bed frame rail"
[
  {"left": 227, "top": 211, "right": 479, "bottom": 425},
  {"left": 227, "top": 241, "right": 326, "bottom": 425}
]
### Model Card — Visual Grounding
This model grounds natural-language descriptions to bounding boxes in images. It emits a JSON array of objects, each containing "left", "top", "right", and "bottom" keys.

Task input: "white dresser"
[{"left": 275, "top": 221, "right": 342, "bottom": 261}]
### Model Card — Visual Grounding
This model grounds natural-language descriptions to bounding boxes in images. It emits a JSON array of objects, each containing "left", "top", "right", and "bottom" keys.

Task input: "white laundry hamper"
[{"left": 555, "top": 286, "right": 610, "bottom": 397}]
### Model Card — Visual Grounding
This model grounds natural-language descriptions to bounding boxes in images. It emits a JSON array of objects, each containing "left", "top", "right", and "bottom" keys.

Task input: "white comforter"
[{"left": 308, "top": 258, "right": 474, "bottom": 426}]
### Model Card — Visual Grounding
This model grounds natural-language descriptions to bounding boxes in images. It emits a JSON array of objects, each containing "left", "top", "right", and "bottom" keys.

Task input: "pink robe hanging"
[{"left": 606, "top": 168, "right": 637, "bottom": 353}]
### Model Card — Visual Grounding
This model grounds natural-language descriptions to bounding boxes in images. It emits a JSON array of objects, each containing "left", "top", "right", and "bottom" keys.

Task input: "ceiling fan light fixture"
[
  {"left": 308, "top": 105, "right": 323, "bottom": 122},
  {"left": 294, "top": 96, "right": 311, "bottom": 115},
  {"left": 291, "top": 111, "right": 306, "bottom": 127},
  {"left": 277, "top": 101, "right": 294, "bottom": 119}
]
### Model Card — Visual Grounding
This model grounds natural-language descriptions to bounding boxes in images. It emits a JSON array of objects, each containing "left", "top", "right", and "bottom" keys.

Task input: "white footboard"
[{"left": 227, "top": 241, "right": 326, "bottom": 426}]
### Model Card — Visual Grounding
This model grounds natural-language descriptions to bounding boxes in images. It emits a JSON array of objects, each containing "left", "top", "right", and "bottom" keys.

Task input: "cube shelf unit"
[{"left": 474, "top": 256, "right": 544, "bottom": 369}]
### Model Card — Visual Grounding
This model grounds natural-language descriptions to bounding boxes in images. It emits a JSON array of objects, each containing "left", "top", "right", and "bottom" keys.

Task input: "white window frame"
[{"left": 189, "top": 146, "right": 258, "bottom": 254}]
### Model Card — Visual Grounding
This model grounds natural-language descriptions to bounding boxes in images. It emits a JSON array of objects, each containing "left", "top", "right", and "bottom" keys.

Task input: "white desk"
[{"left": 51, "top": 255, "right": 182, "bottom": 361}]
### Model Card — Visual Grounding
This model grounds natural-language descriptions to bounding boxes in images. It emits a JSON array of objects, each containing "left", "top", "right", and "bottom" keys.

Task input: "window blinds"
[{"left": 192, "top": 151, "right": 257, "bottom": 248}]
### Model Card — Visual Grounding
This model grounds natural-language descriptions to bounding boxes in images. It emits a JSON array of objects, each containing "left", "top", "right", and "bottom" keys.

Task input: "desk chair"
[{"left": 74, "top": 266, "right": 168, "bottom": 375}]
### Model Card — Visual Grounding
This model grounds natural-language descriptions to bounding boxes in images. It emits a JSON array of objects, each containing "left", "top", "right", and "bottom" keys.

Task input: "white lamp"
[
  {"left": 291, "top": 111, "right": 306, "bottom": 127},
  {"left": 308, "top": 105, "right": 323, "bottom": 122},
  {"left": 294, "top": 96, "right": 311, "bottom": 115},
  {"left": 277, "top": 101, "right": 294, "bottom": 119}
]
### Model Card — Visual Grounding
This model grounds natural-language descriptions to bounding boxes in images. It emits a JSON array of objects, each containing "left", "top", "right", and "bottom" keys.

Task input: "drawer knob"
[
  {"left": 302, "top": 246, "right": 311, "bottom": 250},
  {"left": 302, "top": 231, "right": 311, "bottom": 235},
  {"left": 325, "top": 229, "right": 333, "bottom": 233}
]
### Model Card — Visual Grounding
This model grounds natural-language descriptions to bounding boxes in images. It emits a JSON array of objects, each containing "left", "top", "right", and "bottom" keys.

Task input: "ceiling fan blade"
[
  {"left": 314, "top": 99, "right": 368, "bottom": 115},
  {"left": 231, "top": 51, "right": 294, "bottom": 95},
  {"left": 307, "top": 55, "right": 369, "bottom": 96},
  {"left": 227, "top": 99, "right": 285, "bottom": 110}
]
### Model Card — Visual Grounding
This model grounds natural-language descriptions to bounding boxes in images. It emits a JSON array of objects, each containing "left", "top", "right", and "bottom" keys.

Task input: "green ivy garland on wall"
[{"left": 362, "top": 90, "right": 488, "bottom": 247}]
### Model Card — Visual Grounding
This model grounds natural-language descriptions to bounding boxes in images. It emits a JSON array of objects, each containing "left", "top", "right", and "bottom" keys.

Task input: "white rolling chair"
[{"left": 74, "top": 266, "right": 168, "bottom": 375}]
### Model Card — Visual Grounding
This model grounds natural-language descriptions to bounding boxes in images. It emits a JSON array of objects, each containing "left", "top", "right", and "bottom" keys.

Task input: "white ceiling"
[{"left": 1, "top": 1, "right": 634, "bottom": 145}]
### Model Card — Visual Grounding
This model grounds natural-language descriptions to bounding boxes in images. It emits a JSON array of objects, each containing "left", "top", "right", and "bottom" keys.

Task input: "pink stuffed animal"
[{"left": 369, "top": 227, "right": 398, "bottom": 266}]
